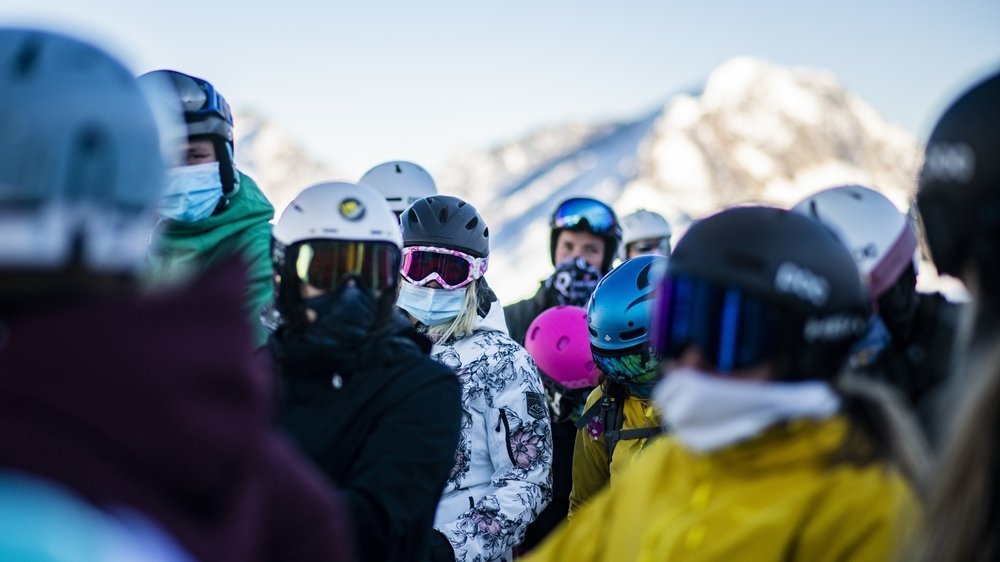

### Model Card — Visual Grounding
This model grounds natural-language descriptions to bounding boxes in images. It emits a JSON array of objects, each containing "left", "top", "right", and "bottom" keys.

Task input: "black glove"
[{"left": 544, "top": 257, "right": 601, "bottom": 307}]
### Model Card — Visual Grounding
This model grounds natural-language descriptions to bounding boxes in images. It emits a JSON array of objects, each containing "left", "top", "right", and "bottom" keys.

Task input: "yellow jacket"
[
  {"left": 524, "top": 417, "right": 920, "bottom": 562},
  {"left": 568, "top": 387, "right": 660, "bottom": 517}
]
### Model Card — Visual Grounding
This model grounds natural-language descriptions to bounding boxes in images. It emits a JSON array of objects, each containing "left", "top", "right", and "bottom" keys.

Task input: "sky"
[{"left": 3, "top": 1, "right": 998, "bottom": 179}]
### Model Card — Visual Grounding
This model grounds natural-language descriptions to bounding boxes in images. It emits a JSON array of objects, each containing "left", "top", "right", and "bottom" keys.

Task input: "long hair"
[
  {"left": 426, "top": 278, "right": 482, "bottom": 344},
  {"left": 919, "top": 297, "right": 1000, "bottom": 561},
  {"left": 830, "top": 373, "right": 931, "bottom": 489}
]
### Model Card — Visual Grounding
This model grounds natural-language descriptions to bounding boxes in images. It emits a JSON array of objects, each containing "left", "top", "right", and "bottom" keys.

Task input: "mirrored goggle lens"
[
  {"left": 552, "top": 198, "right": 617, "bottom": 235},
  {"left": 592, "top": 346, "right": 659, "bottom": 385},
  {"left": 651, "top": 274, "right": 780, "bottom": 372},
  {"left": 295, "top": 241, "right": 400, "bottom": 293},
  {"left": 402, "top": 249, "right": 474, "bottom": 288}
]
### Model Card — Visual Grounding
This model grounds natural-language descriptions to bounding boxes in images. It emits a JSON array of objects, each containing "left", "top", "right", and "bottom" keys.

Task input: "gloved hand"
[{"left": 544, "top": 257, "right": 601, "bottom": 307}]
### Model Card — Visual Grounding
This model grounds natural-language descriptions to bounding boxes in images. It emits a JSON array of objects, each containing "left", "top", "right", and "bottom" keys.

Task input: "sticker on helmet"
[{"left": 339, "top": 198, "right": 365, "bottom": 221}]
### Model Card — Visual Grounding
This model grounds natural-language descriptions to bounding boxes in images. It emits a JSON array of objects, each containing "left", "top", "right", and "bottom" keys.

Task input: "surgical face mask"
[
  {"left": 158, "top": 162, "right": 224, "bottom": 222},
  {"left": 652, "top": 367, "right": 841, "bottom": 452},
  {"left": 397, "top": 281, "right": 466, "bottom": 326}
]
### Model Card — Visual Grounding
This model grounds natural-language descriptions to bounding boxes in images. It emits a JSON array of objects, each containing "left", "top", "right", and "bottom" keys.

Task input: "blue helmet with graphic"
[{"left": 588, "top": 255, "right": 667, "bottom": 397}]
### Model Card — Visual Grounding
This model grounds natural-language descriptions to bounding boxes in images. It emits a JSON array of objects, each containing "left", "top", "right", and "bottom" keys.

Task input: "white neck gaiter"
[{"left": 652, "top": 367, "right": 841, "bottom": 452}]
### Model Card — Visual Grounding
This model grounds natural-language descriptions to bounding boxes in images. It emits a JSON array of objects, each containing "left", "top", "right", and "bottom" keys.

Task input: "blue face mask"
[
  {"left": 158, "top": 162, "right": 224, "bottom": 222},
  {"left": 397, "top": 282, "right": 466, "bottom": 326}
]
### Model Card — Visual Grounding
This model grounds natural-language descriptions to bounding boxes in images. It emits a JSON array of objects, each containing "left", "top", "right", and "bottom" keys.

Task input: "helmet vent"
[
  {"left": 407, "top": 208, "right": 419, "bottom": 224},
  {"left": 438, "top": 207, "right": 448, "bottom": 223},
  {"left": 465, "top": 216, "right": 479, "bottom": 231},
  {"left": 394, "top": 163, "right": 402, "bottom": 173},
  {"left": 14, "top": 38, "right": 41, "bottom": 78},
  {"left": 483, "top": 227, "right": 489, "bottom": 239},
  {"left": 556, "top": 335, "right": 570, "bottom": 351},
  {"left": 621, "top": 327, "right": 646, "bottom": 341}
]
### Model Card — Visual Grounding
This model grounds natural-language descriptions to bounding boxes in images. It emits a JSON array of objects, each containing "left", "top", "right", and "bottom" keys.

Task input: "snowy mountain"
[
  {"left": 436, "top": 56, "right": 926, "bottom": 304},
  {"left": 233, "top": 109, "right": 340, "bottom": 218},
  {"left": 232, "top": 57, "right": 947, "bottom": 304}
]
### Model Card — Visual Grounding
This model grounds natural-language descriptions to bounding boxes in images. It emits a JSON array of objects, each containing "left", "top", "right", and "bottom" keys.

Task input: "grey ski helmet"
[
  {"left": 400, "top": 195, "right": 490, "bottom": 258},
  {"left": 0, "top": 28, "right": 166, "bottom": 273}
]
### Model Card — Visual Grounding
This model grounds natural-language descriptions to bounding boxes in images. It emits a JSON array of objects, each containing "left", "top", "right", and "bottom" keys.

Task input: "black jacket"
[
  {"left": 273, "top": 306, "right": 462, "bottom": 562},
  {"left": 503, "top": 282, "right": 559, "bottom": 347}
]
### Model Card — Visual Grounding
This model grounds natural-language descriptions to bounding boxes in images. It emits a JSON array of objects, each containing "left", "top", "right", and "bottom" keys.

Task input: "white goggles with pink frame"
[{"left": 400, "top": 246, "right": 488, "bottom": 290}]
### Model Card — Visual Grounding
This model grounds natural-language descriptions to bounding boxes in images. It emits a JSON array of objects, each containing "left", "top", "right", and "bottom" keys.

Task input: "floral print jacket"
[{"left": 431, "top": 299, "right": 553, "bottom": 562}]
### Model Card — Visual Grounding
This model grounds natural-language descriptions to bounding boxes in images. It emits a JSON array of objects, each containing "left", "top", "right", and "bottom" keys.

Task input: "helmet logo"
[
  {"left": 339, "top": 198, "right": 365, "bottom": 221},
  {"left": 923, "top": 142, "right": 975, "bottom": 184},
  {"left": 774, "top": 262, "right": 830, "bottom": 306},
  {"left": 604, "top": 335, "right": 612, "bottom": 342}
]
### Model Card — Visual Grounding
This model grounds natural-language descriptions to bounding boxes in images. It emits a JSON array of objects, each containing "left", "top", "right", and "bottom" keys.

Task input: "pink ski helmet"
[{"left": 526, "top": 305, "right": 599, "bottom": 389}]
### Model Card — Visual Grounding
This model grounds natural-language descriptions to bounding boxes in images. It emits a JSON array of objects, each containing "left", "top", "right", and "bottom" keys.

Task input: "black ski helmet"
[
  {"left": 138, "top": 69, "right": 239, "bottom": 197},
  {"left": 549, "top": 197, "right": 622, "bottom": 274},
  {"left": 401, "top": 195, "right": 490, "bottom": 258},
  {"left": 651, "top": 206, "right": 870, "bottom": 381},
  {"left": 917, "top": 69, "right": 1000, "bottom": 280}
]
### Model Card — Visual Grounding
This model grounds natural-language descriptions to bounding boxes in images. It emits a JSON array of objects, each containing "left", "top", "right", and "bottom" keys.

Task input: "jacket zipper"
[{"left": 495, "top": 409, "right": 517, "bottom": 466}]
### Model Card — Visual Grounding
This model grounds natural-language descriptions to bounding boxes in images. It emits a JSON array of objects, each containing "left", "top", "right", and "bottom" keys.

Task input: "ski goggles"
[
  {"left": 179, "top": 76, "right": 231, "bottom": 124},
  {"left": 650, "top": 274, "right": 782, "bottom": 373},
  {"left": 628, "top": 237, "right": 670, "bottom": 256},
  {"left": 551, "top": 198, "right": 618, "bottom": 236},
  {"left": 591, "top": 344, "right": 661, "bottom": 387},
  {"left": 293, "top": 240, "right": 400, "bottom": 294},
  {"left": 400, "top": 246, "right": 488, "bottom": 290}
]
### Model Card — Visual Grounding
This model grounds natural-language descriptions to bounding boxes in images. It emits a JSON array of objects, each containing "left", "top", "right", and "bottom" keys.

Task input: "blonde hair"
[{"left": 426, "top": 279, "right": 482, "bottom": 343}]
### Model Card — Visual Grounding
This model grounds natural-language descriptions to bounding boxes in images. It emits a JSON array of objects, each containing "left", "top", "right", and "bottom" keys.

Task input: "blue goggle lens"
[{"left": 551, "top": 198, "right": 618, "bottom": 236}]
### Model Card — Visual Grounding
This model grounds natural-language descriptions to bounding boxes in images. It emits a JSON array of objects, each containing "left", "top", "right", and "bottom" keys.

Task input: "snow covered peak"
[{"left": 233, "top": 109, "right": 340, "bottom": 217}]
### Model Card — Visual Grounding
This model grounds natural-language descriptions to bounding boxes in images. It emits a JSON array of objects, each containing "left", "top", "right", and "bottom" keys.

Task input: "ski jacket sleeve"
[
  {"left": 568, "top": 388, "right": 610, "bottom": 519},
  {"left": 437, "top": 342, "right": 553, "bottom": 561}
]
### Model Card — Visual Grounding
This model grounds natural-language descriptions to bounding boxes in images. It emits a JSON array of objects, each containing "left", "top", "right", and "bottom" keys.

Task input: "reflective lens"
[
  {"left": 551, "top": 198, "right": 618, "bottom": 236},
  {"left": 650, "top": 274, "right": 780, "bottom": 372},
  {"left": 592, "top": 345, "right": 660, "bottom": 386},
  {"left": 294, "top": 241, "right": 400, "bottom": 294},
  {"left": 629, "top": 238, "right": 670, "bottom": 256},
  {"left": 401, "top": 246, "right": 486, "bottom": 290}
]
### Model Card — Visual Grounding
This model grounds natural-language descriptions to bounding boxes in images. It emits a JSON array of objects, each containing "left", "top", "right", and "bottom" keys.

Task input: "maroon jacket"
[{"left": 0, "top": 260, "right": 355, "bottom": 562}]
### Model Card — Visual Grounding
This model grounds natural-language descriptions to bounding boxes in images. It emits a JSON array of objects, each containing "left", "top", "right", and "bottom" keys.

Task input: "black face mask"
[{"left": 271, "top": 280, "right": 379, "bottom": 377}]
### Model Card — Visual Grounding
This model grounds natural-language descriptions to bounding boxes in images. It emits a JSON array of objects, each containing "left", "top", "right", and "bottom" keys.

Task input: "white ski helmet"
[
  {"left": 620, "top": 209, "right": 672, "bottom": 259},
  {"left": 273, "top": 181, "right": 403, "bottom": 249},
  {"left": 791, "top": 185, "right": 918, "bottom": 298},
  {"left": 358, "top": 161, "right": 438, "bottom": 215},
  {"left": 0, "top": 28, "right": 166, "bottom": 273},
  {"left": 272, "top": 181, "right": 403, "bottom": 325}
]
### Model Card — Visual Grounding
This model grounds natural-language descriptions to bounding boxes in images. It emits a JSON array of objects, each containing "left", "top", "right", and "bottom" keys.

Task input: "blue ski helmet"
[{"left": 588, "top": 255, "right": 667, "bottom": 397}]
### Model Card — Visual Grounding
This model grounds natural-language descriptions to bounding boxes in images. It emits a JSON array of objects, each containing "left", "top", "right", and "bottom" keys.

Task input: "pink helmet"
[{"left": 525, "top": 305, "right": 600, "bottom": 390}]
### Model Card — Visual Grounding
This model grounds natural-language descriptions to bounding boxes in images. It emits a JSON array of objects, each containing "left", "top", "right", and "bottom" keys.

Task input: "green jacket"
[{"left": 150, "top": 172, "right": 274, "bottom": 346}]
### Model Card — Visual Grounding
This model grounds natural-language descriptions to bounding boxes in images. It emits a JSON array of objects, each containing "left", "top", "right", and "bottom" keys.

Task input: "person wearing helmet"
[
  {"left": 359, "top": 160, "right": 439, "bottom": 218},
  {"left": 0, "top": 28, "right": 353, "bottom": 562},
  {"left": 397, "top": 195, "right": 552, "bottom": 562},
  {"left": 525, "top": 206, "right": 923, "bottom": 562},
  {"left": 267, "top": 182, "right": 461, "bottom": 562},
  {"left": 519, "top": 306, "right": 600, "bottom": 553},
  {"left": 916, "top": 69, "right": 1000, "bottom": 562},
  {"left": 139, "top": 69, "right": 275, "bottom": 347},
  {"left": 504, "top": 197, "right": 622, "bottom": 346},
  {"left": 792, "top": 185, "right": 960, "bottom": 441},
  {"left": 568, "top": 255, "right": 666, "bottom": 518},
  {"left": 620, "top": 209, "right": 672, "bottom": 259}
]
